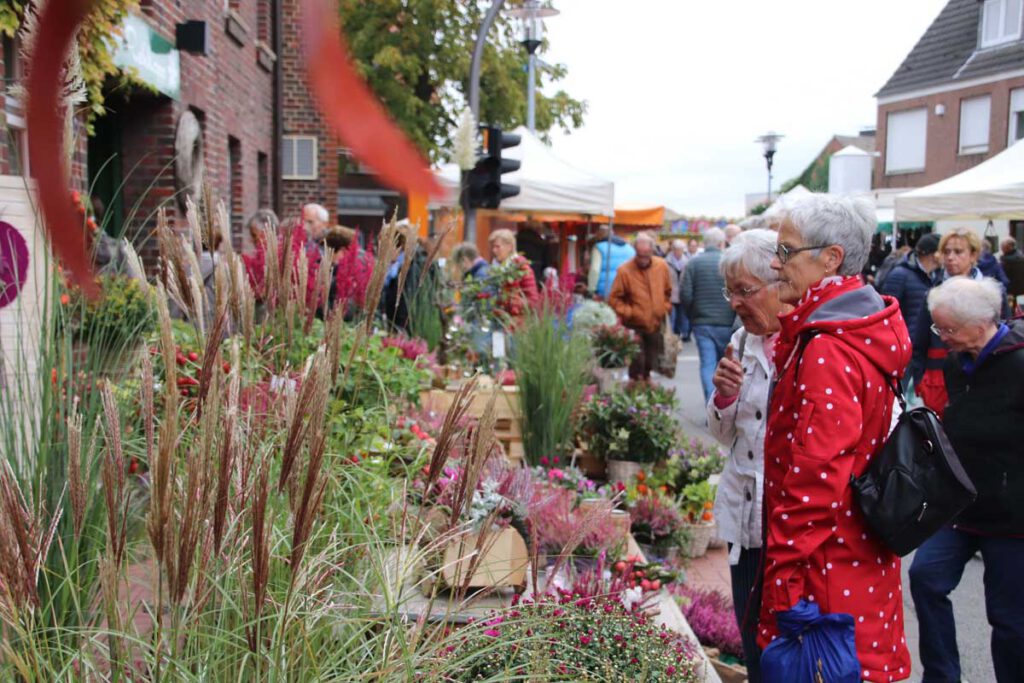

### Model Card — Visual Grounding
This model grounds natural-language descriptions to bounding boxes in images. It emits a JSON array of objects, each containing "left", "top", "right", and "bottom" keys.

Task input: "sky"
[{"left": 536, "top": 0, "right": 951, "bottom": 217}]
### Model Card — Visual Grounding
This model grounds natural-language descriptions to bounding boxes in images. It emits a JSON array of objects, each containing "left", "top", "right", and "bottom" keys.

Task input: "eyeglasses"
[
  {"left": 930, "top": 323, "right": 959, "bottom": 337},
  {"left": 775, "top": 242, "right": 832, "bottom": 264},
  {"left": 722, "top": 285, "right": 764, "bottom": 302}
]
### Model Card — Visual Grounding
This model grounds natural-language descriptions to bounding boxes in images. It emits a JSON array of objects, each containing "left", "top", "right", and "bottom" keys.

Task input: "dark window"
[
  {"left": 257, "top": 151, "right": 269, "bottom": 208},
  {"left": 229, "top": 137, "right": 242, "bottom": 245},
  {"left": 2, "top": 34, "right": 19, "bottom": 91}
]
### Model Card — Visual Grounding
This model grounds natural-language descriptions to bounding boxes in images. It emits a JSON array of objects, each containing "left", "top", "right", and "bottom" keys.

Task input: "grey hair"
[
  {"left": 778, "top": 193, "right": 875, "bottom": 275},
  {"left": 635, "top": 231, "right": 657, "bottom": 247},
  {"left": 670, "top": 239, "right": 685, "bottom": 250},
  {"left": 719, "top": 229, "right": 779, "bottom": 284},
  {"left": 304, "top": 203, "right": 329, "bottom": 222},
  {"left": 739, "top": 215, "right": 769, "bottom": 231},
  {"left": 703, "top": 227, "right": 726, "bottom": 250},
  {"left": 451, "top": 241, "right": 480, "bottom": 263},
  {"left": 927, "top": 276, "right": 1003, "bottom": 326}
]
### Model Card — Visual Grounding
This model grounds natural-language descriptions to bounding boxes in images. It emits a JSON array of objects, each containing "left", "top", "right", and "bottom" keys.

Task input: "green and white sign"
[{"left": 112, "top": 14, "right": 181, "bottom": 100}]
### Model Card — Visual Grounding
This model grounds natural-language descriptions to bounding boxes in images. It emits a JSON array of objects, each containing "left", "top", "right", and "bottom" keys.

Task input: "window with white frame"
[
  {"left": 885, "top": 108, "right": 928, "bottom": 174},
  {"left": 282, "top": 135, "right": 317, "bottom": 180},
  {"left": 959, "top": 96, "right": 992, "bottom": 154},
  {"left": 981, "top": 0, "right": 1023, "bottom": 48},
  {"left": 1010, "top": 88, "right": 1024, "bottom": 144}
]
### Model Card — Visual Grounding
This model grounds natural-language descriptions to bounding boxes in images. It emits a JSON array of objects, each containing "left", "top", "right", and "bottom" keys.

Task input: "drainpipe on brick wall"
[{"left": 272, "top": 0, "right": 284, "bottom": 216}]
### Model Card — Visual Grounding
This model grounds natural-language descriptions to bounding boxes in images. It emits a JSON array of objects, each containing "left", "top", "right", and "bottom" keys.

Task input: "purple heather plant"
[{"left": 629, "top": 491, "right": 685, "bottom": 545}]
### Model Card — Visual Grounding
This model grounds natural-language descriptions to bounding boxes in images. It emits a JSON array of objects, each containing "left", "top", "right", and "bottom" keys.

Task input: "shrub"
[
  {"left": 672, "top": 434, "right": 726, "bottom": 489},
  {"left": 64, "top": 273, "right": 155, "bottom": 357},
  {"left": 629, "top": 491, "right": 685, "bottom": 546}
]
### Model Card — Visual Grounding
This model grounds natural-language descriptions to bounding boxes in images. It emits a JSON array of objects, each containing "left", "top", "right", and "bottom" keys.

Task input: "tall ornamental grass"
[{"left": 512, "top": 302, "right": 592, "bottom": 467}]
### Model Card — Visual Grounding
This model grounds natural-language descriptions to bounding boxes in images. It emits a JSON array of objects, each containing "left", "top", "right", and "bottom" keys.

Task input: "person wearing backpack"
[
  {"left": 759, "top": 193, "right": 912, "bottom": 682},
  {"left": 908, "top": 276, "right": 1024, "bottom": 683}
]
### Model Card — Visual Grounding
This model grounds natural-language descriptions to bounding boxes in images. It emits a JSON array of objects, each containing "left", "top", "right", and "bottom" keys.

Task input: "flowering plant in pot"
[
  {"left": 678, "top": 480, "right": 718, "bottom": 558},
  {"left": 591, "top": 323, "right": 640, "bottom": 370},
  {"left": 529, "top": 484, "right": 626, "bottom": 571},
  {"left": 577, "top": 386, "right": 678, "bottom": 482},
  {"left": 671, "top": 435, "right": 726, "bottom": 490},
  {"left": 629, "top": 491, "right": 686, "bottom": 561},
  {"left": 672, "top": 585, "right": 746, "bottom": 670},
  {"left": 437, "top": 592, "right": 701, "bottom": 682}
]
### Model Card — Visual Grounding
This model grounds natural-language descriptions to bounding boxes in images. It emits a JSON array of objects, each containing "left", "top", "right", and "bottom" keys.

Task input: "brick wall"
[
  {"left": 875, "top": 75, "right": 1024, "bottom": 190},
  {"left": 118, "top": 0, "right": 275, "bottom": 266},
  {"left": 279, "top": 0, "right": 339, "bottom": 226}
]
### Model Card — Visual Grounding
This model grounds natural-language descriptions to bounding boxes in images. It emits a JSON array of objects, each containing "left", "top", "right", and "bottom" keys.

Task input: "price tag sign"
[{"left": 492, "top": 331, "right": 507, "bottom": 359}]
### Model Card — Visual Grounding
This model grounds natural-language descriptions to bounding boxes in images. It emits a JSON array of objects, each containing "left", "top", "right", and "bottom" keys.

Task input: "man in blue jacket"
[
  {"left": 879, "top": 232, "right": 940, "bottom": 388},
  {"left": 588, "top": 226, "right": 636, "bottom": 298}
]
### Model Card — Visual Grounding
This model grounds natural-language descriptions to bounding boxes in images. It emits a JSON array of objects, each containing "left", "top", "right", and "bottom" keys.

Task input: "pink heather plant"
[{"left": 671, "top": 584, "right": 745, "bottom": 661}]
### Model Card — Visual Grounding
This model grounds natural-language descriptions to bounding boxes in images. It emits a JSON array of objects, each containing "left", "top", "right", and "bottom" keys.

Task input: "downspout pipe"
[{"left": 272, "top": 0, "right": 284, "bottom": 217}]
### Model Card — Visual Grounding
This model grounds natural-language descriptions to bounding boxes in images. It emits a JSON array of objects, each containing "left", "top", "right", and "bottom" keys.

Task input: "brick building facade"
[
  {"left": 103, "top": 0, "right": 278, "bottom": 263},
  {"left": 279, "top": 0, "right": 340, "bottom": 226},
  {"left": 874, "top": 0, "right": 1024, "bottom": 191}
]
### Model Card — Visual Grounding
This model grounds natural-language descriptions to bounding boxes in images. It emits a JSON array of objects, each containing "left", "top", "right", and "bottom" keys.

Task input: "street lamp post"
[
  {"left": 508, "top": 1, "right": 559, "bottom": 133},
  {"left": 756, "top": 131, "right": 783, "bottom": 205}
]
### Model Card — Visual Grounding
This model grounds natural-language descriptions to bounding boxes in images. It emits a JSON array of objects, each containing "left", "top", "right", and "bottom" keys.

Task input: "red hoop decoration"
[
  {"left": 25, "top": 0, "right": 98, "bottom": 298},
  {"left": 0, "top": 221, "right": 29, "bottom": 309},
  {"left": 300, "top": 0, "right": 443, "bottom": 200}
]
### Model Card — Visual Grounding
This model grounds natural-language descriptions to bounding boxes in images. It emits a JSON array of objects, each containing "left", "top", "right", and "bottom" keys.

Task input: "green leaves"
[{"left": 338, "top": 0, "right": 587, "bottom": 161}]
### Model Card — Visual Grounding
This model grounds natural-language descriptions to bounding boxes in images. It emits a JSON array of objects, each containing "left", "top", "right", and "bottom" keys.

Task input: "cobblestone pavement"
[{"left": 657, "top": 344, "right": 994, "bottom": 683}]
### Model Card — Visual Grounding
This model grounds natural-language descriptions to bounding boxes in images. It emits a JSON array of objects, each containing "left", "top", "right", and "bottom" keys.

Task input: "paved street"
[{"left": 657, "top": 344, "right": 995, "bottom": 683}]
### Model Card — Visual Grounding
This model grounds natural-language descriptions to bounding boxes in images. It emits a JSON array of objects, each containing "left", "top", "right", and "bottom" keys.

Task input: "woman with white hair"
[
  {"left": 759, "top": 193, "right": 912, "bottom": 681},
  {"left": 908, "top": 276, "right": 1024, "bottom": 683},
  {"left": 706, "top": 229, "right": 791, "bottom": 683}
]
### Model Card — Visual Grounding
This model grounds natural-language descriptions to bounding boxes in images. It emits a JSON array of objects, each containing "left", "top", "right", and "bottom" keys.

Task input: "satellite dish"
[{"left": 0, "top": 221, "right": 29, "bottom": 309}]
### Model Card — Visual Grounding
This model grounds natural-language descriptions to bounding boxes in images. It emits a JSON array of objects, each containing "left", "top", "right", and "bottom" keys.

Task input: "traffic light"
[{"left": 467, "top": 125, "right": 521, "bottom": 209}]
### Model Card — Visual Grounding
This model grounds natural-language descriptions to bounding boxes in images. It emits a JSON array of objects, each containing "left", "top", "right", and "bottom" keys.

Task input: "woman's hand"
[{"left": 713, "top": 345, "right": 745, "bottom": 399}]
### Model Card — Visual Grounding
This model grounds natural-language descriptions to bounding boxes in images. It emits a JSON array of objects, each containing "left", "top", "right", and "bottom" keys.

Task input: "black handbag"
[{"left": 851, "top": 381, "right": 977, "bottom": 556}]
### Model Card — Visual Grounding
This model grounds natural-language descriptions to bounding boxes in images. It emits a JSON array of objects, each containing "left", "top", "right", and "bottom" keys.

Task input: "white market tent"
[
  {"left": 433, "top": 125, "right": 615, "bottom": 217},
  {"left": 895, "top": 139, "right": 1024, "bottom": 221}
]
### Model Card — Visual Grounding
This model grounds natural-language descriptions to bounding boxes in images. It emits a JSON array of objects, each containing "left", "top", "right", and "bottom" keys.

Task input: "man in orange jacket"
[{"left": 609, "top": 232, "right": 673, "bottom": 380}]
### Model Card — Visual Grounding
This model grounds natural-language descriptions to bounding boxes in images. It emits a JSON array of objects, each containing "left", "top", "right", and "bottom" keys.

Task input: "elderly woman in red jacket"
[
  {"left": 488, "top": 228, "right": 540, "bottom": 324},
  {"left": 760, "top": 193, "right": 912, "bottom": 682}
]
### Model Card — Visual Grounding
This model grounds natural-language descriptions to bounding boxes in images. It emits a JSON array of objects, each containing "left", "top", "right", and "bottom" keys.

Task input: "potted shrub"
[
  {"left": 629, "top": 491, "right": 687, "bottom": 562},
  {"left": 577, "top": 384, "right": 677, "bottom": 483},
  {"left": 589, "top": 323, "right": 639, "bottom": 391},
  {"left": 678, "top": 480, "right": 717, "bottom": 558},
  {"left": 673, "top": 585, "right": 748, "bottom": 683}
]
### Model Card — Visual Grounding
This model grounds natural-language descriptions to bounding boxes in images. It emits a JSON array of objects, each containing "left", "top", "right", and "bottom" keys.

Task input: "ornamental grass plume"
[
  {"left": 363, "top": 215, "right": 401, "bottom": 334},
  {"left": 0, "top": 461, "right": 61, "bottom": 611},
  {"left": 393, "top": 224, "right": 419, "bottom": 316}
]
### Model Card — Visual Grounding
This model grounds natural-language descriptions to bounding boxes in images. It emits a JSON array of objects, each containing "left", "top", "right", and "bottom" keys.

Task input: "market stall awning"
[
  {"left": 895, "top": 139, "right": 1024, "bottom": 221},
  {"left": 432, "top": 126, "right": 615, "bottom": 217},
  {"left": 614, "top": 204, "right": 664, "bottom": 227}
]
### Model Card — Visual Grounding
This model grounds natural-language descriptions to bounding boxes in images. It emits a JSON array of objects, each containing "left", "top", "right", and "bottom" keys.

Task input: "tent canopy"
[
  {"left": 433, "top": 126, "right": 615, "bottom": 217},
  {"left": 895, "top": 139, "right": 1024, "bottom": 221},
  {"left": 614, "top": 204, "right": 664, "bottom": 227}
]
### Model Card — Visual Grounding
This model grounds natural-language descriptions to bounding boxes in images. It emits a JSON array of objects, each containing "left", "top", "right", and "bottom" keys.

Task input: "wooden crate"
[{"left": 420, "top": 386, "right": 524, "bottom": 464}]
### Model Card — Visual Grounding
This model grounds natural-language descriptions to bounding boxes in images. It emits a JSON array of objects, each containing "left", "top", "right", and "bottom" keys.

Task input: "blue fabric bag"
[{"left": 761, "top": 599, "right": 861, "bottom": 683}]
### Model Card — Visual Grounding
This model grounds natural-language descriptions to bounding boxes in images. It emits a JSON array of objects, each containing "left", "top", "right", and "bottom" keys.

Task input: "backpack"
[{"left": 850, "top": 379, "right": 977, "bottom": 556}]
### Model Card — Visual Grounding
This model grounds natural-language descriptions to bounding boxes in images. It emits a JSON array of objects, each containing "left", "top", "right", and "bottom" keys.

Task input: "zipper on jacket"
[{"left": 917, "top": 501, "right": 928, "bottom": 522}]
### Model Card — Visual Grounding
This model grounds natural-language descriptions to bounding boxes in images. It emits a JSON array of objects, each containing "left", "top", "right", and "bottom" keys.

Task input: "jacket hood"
[
  {"left": 993, "top": 318, "right": 1024, "bottom": 356},
  {"left": 781, "top": 277, "right": 912, "bottom": 380}
]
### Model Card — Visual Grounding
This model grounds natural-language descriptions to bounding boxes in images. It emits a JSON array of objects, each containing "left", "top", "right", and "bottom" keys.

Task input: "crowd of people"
[{"left": 212, "top": 196, "right": 1020, "bottom": 681}]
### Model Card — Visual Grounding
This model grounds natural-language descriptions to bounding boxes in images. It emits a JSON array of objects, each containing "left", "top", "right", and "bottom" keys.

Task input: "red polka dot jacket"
[{"left": 758, "top": 276, "right": 913, "bottom": 682}]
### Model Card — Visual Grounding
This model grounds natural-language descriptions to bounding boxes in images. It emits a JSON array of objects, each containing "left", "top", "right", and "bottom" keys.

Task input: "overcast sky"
[{"left": 538, "top": 0, "right": 950, "bottom": 217}]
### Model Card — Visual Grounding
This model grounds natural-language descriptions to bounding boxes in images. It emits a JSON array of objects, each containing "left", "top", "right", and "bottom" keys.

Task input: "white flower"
[
  {"left": 453, "top": 108, "right": 478, "bottom": 171},
  {"left": 620, "top": 586, "right": 643, "bottom": 611}
]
